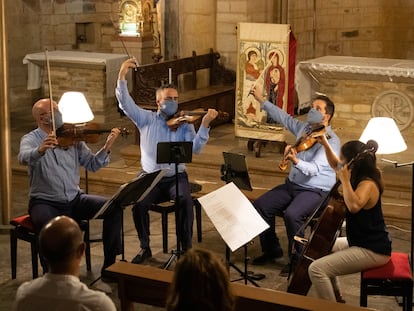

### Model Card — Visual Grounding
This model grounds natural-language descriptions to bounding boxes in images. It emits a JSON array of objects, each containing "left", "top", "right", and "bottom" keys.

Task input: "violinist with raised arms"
[
  {"left": 308, "top": 138, "right": 391, "bottom": 302},
  {"left": 116, "top": 57, "right": 218, "bottom": 264},
  {"left": 250, "top": 86, "right": 340, "bottom": 276},
  {"left": 18, "top": 98, "right": 123, "bottom": 280}
]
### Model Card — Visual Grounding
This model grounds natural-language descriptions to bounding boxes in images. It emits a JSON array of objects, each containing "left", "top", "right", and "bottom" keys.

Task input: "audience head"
[
  {"left": 166, "top": 248, "right": 234, "bottom": 311},
  {"left": 39, "top": 216, "right": 85, "bottom": 274}
]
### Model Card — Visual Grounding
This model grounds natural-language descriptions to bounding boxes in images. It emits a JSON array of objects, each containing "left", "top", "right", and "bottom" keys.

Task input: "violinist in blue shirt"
[
  {"left": 250, "top": 86, "right": 340, "bottom": 276},
  {"left": 18, "top": 98, "right": 122, "bottom": 277},
  {"left": 116, "top": 58, "right": 218, "bottom": 264}
]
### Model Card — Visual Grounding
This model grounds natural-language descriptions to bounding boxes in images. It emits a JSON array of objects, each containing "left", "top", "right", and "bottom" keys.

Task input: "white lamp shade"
[
  {"left": 58, "top": 92, "right": 94, "bottom": 124},
  {"left": 359, "top": 117, "right": 407, "bottom": 154}
]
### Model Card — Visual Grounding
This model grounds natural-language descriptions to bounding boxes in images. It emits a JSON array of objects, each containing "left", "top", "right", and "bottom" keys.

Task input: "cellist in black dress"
[{"left": 308, "top": 138, "right": 391, "bottom": 302}]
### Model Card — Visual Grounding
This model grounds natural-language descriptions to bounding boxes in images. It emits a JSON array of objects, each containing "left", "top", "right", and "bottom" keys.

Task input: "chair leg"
[
  {"left": 162, "top": 212, "right": 168, "bottom": 253},
  {"left": 194, "top": 199, "right": 202, "bottom": 243},
  {"left": 30, "top": 239, "right": 38, "bottom": 279},
  {"left": 10, "top": 229, "right": 17, "bottom": 279},
  {"left": 84, "top": 221, "right": 92, "bottom": 272},
  {"left": 360, "top": 278, "right": 368, "bottom": 307}
]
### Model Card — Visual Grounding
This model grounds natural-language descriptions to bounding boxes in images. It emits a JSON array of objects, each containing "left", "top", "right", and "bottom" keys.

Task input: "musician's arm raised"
[{"left": 318, "top": 134, "right": 340, "bottom": 169}]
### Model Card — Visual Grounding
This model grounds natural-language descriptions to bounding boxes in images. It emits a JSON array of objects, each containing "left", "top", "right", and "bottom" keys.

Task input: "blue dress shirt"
[
  {"left": 18, "top": 128, "right": 109, "bottom": 202},
  {"left": 263, "top": 100, "right": 341, "bottom": 191},
  {"left": 116, "top": 80, "right": 210, "bottom": 177}
]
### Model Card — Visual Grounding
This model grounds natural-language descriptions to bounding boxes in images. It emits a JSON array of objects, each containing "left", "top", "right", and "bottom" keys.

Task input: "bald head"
[
  {"left": 32, "top": 98, "right": 57, "bottom": 119},
  {"left": 39, "top": 216, "right": 84, "bottom": 269}
]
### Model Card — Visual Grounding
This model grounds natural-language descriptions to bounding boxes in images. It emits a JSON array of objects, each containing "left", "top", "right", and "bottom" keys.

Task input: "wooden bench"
[
  {"left": 130, "top": 49, "right": 235, "bottom": 130},
  {"left": 105, "top": 261, "right": 376, "bottom": 311}
]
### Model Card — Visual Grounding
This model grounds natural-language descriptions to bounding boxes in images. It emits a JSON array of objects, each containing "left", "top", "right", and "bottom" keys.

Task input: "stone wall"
[
  {"left": 216, "top": 0, "right": 275, "bottom": 70},
  {"left": 288, "top": 0, "right": 414, "bottom": 62},
  {"left": 7, "top": 0, "right": 120, "bottom": 112}
]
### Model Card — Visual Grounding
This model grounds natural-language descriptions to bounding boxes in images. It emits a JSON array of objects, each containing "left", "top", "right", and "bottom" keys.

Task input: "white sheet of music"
[{"left": 198, "top": 182, "right": 269, "bottom": 252}]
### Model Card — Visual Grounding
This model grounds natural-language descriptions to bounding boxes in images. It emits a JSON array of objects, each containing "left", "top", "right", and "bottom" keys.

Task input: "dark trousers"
[
  {"left": 254, "top": 179, "right": 328, "bottom": 258},
  {"left": 132, "top": 172, "right": 193, "bottom": 251},
  {"left": 29, "top": 193, "right": 122, "bottom": 270}
]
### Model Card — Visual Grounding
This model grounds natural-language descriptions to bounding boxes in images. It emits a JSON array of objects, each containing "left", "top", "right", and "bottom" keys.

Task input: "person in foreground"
[
  {"left": 251, "top": 86, "right": 340, "bottom": 276},
  {"left": 116, "top": 58, "right": 218, "bottom": 263},
  {"left": 18, "top": 98, "right": 122, "bottom": 276},
  {"left": 308, "top": 138, "right": 391, "bottom": 302},
  {"left": 166, "top": 248, "right": 234, "bottom": 311},
  {"left": 15, "top": 216, "right": 116, "bottom": 311}
]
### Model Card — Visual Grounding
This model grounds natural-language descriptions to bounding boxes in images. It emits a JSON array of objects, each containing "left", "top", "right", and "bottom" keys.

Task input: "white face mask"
[
  {"left": 41, "top": 110, "right": 63, "bottom": 128},
  {"left": 306, "top": 108, "right": 324, "bottom": 124}
]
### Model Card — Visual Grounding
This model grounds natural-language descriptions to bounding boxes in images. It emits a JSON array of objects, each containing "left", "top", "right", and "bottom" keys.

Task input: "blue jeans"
[
  {"left": 132, "top": 172, "right": 193, "bottom": 251},
  {"left": 254, "top": 179, "right": 328, "bottom": 258},
  {"left": 29, "top": 192, "right": 122, "bottom": 269}
]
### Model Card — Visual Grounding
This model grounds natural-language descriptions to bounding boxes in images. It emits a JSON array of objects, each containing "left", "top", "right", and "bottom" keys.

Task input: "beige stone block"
[
  {"left": 360, "top": 13, "right": 381, "bottom": 27},
  {"left": 336, "top": 103, "right": 353, "bottom": 113},
  {"left": 50, "top": 14, "right": 73, "bottom": 26},
  {"left": 95, "top": 3, "right": 112, "bottom": 13},
  {"left": 217, "top": 1, "right": 231, "bottom": 12},
  {"left": 316, "top": 15, "right": 343, "bottom": 29},
  {"left": 217, "top": 33, "right": 237, "bottom": 53},
  {"left": 353, "top": 104, "right": 371, "bottom": 113},
  {"left": 217, "top": 12, "right": 247, "bottom": 23},
  {"left": 230, "top": 0, "right": 247, "bottom": 13},
  {"left": 65, "top": 2, "right": 83, "bottom": 14},
  {"left": 318, "top": 0, "right": 342, "bottom": 9},
  {"left": 317, "top": 29, "right": 337, "bottom": 42},
  {"left": 217, "top": 22, "right": 237, "bottom": 35},
  {"left": 183, "top": 15, "right": 215, "bottom": 35},
  {"left": 182, "top": 0, "right": 215, "bottom": 15}
]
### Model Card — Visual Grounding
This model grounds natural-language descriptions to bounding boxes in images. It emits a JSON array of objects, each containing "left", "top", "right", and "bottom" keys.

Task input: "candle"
[{"left": 168, "top": 68, "right": 172, "bottom": 84}]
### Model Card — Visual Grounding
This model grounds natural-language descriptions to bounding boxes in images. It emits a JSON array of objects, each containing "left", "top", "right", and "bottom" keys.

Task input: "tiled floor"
[{"left": 1, "top": 110, "right": 412, "bottom": 310}]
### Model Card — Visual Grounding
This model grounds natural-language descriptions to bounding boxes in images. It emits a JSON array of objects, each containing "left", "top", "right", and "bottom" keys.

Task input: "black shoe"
[
  {"left": 279, "top": 263, "right": 291, "bottom": 277},
  {"left": 131, "top": 248, "right": 152, "bottom": 264},
  {"left": 252, "top": 248, "right": 283, "bottom": 265}
]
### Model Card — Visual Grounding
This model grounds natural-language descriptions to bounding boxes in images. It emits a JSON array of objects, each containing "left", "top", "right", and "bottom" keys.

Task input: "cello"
[{"left": 287, "top": 141, "right": 378, "bottom": 295}]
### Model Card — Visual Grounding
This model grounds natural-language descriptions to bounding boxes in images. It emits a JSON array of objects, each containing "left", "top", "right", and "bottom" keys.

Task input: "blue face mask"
[
  {"left": 160, "top": 99, "right": 178, "bottom": 119},
  {"left": 43, "top": 110, "right": 63, "bottom": 128},
  {"left": 306, "top": 108, "right": 324, "bottom": 124}
]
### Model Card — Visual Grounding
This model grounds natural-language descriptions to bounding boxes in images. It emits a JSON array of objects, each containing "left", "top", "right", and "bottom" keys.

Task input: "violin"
[
  {"left": 167, "top": 109, "right": 206, "bottom": 131},
  {"left": 166, "top": 109, "right": 230, "bottom": 131},
  {"left": 279, "top": 124, "right": 325, "bottom": 171},
  {"left": 56, "top": 122, "right": 129, "bottom": 147}
]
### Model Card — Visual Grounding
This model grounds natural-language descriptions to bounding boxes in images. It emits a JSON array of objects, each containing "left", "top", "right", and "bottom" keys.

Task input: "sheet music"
[
  {"left": 198, "top": 182, "right": 269, "bottom": 252},
  {"left": 92, "top": 169, "right": 167, "bottom": 219}
]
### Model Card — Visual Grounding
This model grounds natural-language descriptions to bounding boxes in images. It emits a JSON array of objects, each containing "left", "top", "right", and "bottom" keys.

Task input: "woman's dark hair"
[
  {"left": 247, "top": 50, "right": 257, "bottom": 60},
  {"left": 166, "top": 248, "right": 234, "bottom": 311},
  {"left": 341, "top": 140, "right": 384, "bottom": 194}
]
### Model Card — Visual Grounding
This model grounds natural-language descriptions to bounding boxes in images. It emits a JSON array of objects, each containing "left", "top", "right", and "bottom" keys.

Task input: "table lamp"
[
  {"left": 58, "top": 91, "right": 95, "bottom": 194},
  {"left": 359, "top": 117, "right": 412, "bottom": 276},
  {"left": 58, "top": 91, "right": 94, "bottom": 124}
]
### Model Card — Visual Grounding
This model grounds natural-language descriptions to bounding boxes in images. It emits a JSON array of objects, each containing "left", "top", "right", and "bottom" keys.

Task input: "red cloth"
[
  {"left": 363, "top": 252, "right": 412, "bottom": 280},
  {"left": 287, "top": 31, "right": 296, "bottom": 116},
  {"left": 10, "top": 214, "right": 35, "bottom": 232}
]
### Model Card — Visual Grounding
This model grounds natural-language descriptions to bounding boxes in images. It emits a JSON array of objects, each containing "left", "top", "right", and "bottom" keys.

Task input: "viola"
[
  {"left": 279, "top": 123, "right": 325, "bottom": 171},
  {"left": 56, "top": 122, "right": 129, "bottom": 147}
]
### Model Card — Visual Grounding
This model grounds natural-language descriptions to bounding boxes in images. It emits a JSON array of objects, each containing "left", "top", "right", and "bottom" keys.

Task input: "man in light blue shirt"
[
  {"left": 116, "top": 58, "right": 218, "bottom": 264},
  {"left": 18, "top": 98, "right": 122, "bottom": 277},
  {"left": 250, "top": 86, "right": 340, "bottom": 276}
]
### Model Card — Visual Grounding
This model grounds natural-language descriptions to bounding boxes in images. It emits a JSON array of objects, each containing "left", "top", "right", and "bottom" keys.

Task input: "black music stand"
[
  {"left": 89, "top": 170, "right": 165, "bottom": 286},
  {"left": 220, "top": 152, "right": 264, "bottom": 286},
  {"left": 157, "top": 141, "right": 193, "bottom": 269},
  {"left": 92, "top": 170, "right": 166, "bottom": 261}
]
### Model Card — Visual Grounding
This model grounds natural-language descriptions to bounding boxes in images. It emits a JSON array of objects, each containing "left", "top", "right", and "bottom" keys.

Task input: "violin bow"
[
  {"left": 110, "top": 16, "right": 138, "bottom": 71},
  {"left": 45, "top": 49, "right": 56, "bottom": 135}
]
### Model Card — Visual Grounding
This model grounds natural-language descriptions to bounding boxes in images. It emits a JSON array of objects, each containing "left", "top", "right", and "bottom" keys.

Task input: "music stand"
[
  {"left": 156, "top": 141, "right": 193, "bottom": 269},
  {"left": 220, "top": 152, "right": 264, "bottom": 286},
  {"left": 89, "top": 169, "right": 165, "bottom": 286},
  {"left": 92, "top": 170, "right": 166, "bottom": 260}
]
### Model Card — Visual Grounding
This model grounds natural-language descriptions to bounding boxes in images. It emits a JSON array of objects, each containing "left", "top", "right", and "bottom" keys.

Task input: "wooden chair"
[
  {"left": 360, "top": 252, "right": 413, "bottom": 311},
  {"left": 149, "top": 183, "right": 203, "bottom": 253},
  {"left": 9, "top": 214, "right": 98, "bottom": 279}
]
